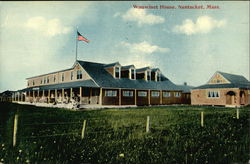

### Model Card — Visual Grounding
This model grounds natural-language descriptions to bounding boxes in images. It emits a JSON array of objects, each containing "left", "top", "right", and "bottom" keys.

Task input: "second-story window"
[
  {"left": 62, "top": 73, "right": 64, "bottom": 82},
  {"left": 54, "top": 75, "right": 56, "bottom": 82},
  {"left": 47, "top": 76, "right": 49, "bottom": 83},
  {"left": 115, "top": 67, "right": 120, "bottom": 78},
  {"left": 44, "top": 77, "right": 46, "bottom": 84},
  {"left": 32, "top": 80, "right": 35, "bottom": 86},
  {"left": 147, "top": 71, "right": 151, "bottom": 81},
  {"left": 131, "top": 69, "right": 136, "bottom": 80},
  {"left": 40, "top": 79, "right": 42, "bottom": 84},
  {"left": 71, "top": 71, "right": 74, "bottom": 80},
  {"left": 77, "top": 70, "right": 82, "bottom": 79},
  {"left": 27, "top": 81, "right": 29, "bottom": 86}
]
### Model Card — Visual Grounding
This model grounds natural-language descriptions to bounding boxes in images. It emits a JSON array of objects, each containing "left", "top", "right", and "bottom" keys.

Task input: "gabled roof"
[
  {"left": 151, "top": 68, "right": 160, "bottom": 72},
  {"left": 104, "top": 62, "right": 120, "bottom": 68},
  {"left": 194, "top": 71, "right": 250, "bottom": 90},
  {"left": 121, "top": 65, "right": 135, "bottom": 70},
  {"left": 136, "top": 67, "right": 151, "bottom": 73},
  {"left": 218, "top": 71, "right": 249, "bottom": 84},
  {"left": 77, "top": 60, "right": 180, "bottom": 91}
]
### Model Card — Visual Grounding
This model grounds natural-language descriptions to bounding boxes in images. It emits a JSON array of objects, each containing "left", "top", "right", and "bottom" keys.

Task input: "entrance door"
[
  {"left": 226, "top": 91, "right": 236, "bottom": 105},
  {"left": 240, "top": 91, "right": 245, "bottom": 105}
]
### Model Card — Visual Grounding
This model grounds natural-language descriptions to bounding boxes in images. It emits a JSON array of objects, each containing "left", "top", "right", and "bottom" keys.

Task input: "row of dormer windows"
[
  {"left": 28, "top": 70, "right": 83, "bottom": 87},
  {"left": 113, "top": 66, "right": 160, "bottom": 81}
]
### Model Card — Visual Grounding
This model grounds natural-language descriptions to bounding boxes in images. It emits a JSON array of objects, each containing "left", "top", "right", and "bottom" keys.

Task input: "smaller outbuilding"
[{"left": 191, "top": 71, "right": 250, "bottom": 107}]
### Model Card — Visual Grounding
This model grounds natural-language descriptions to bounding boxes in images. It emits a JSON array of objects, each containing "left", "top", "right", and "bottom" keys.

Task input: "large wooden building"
[
  {"left": 191, "top": 71, "right": 250, "bottom": 107},
  {"left": 13, "top": 60, "right": 192, "bottom": 107}
]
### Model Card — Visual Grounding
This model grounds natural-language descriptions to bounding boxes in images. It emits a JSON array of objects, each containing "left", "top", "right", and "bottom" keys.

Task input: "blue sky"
[{"left": 0, "top": 1, "right": 249, "bottom": 92}]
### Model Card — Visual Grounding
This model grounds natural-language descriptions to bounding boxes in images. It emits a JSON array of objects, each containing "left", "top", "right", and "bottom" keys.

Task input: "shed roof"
[{"left": 20, "top": 80, "right": 98, "bottom": 92}]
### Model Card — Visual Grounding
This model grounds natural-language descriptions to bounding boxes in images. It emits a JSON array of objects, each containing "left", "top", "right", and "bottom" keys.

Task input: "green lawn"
[{"left": 0, "top": 102, "right": 249, "bottom": 164}]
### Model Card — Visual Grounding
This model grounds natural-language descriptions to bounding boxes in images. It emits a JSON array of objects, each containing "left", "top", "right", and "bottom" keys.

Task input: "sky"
[{"left": 0, "top": 1, "right": 249, "bottom": 92}]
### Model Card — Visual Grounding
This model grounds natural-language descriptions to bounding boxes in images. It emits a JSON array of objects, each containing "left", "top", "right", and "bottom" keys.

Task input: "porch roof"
[{"left": 20, "top": 79, "right": 98, "bottom": 92}]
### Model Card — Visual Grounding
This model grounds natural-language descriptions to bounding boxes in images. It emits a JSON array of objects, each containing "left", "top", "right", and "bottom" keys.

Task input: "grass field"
[{"left": 0, "top": 102, "right": 249, "bottom": 164}]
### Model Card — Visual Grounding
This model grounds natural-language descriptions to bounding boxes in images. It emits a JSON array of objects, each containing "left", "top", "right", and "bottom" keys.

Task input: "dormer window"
[
  {"left": 131, "top": 69, "right": 136, "bottom": 80},
  {"left": 114, "top": 67, "right": 120, "bottom": 79},
  {"left": 147, "top": 71, "right": 151, "bottom": 81},
  {"left": 157, "top": 73, "right": 161, "bottom": 81}
]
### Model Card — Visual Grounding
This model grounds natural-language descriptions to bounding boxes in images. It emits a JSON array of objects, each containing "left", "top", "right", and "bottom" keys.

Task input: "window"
[
  {"left": 54, "top": 75, "right": 56, "bottom": 82},
  {"left": 27, "top": 81, "right": 29, "bottom": 86},
  {"left": 131, "top": 69, "right": 136, "bottom": 80},
  {"left": 47, "top": 76, "right": 49, "bottom": 83},
  {"left": 123, "top": 91, "right": 133, "bottom": 97},
  {"left": 151, "top": 91, "right": 159, "bottom": 97},
  {"left": 147, "top": 71, "right": 151, "bottom": 81},
  {"left": 77, "top": 70, "right": 82, "bottom": 79},
  {"left": 62, "top": 73, "right": 64, "bottom": 82},
  {"left": 40, "top": 79, "right": 42, "bottom": 84},
  {"left": 105, "top": 90, "right": 117, "bottom": 97},
  {"left": 138, "top": 91, "right": 147, "bottom": 97},
  {"left": 115, "top": 67, "right": 120, "bottom": 78},
  {"left": 174, "top": 92, "right": 181, "bottom": 97},
  {"left": 157, "top": 73, "right": 161, "bottom": 81},
  {"left": 163, "top": 92, "right": 171, "bottom": 97},
  {"left": 71, "top": 71, "right": 74, "bottom": 80},
  {"left": 32, "top": 80, "right": 35, "bottom": 86},
  {"left": 216, "top": 80, "right": 222, "bottom": 83},
  {"left": 44, "top": 77, "right": 46, "bottom": 84},
  {"left": 207, "top": 91, "right": 220, "bottom": 98}
]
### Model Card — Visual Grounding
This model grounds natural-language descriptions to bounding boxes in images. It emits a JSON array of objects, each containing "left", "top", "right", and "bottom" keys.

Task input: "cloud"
[
  {"left": 173, "top": 16, "right": 226, "bottom": 35},
  {"left": 121, "top": 41, "right": 170, "bottom": 55},
  {"left": 25, "top": 16, "right": 72, "bottom": 36},
  {"left": 121, "top": 8, "right": 165, "bottom": 26}
]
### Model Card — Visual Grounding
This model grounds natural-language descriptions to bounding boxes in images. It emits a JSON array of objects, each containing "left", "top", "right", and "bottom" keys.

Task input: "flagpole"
[{"left": 75, "top": 27, "right": 78, "bottom": 61}]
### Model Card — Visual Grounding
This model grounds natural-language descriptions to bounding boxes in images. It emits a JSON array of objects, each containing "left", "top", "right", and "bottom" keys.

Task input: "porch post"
[
  {"left": 90, "top": 88, "right": 92, "bottom": 104},
  {"left": 134, "top": 89, "right": 137, "bottom": 105},
  {"left": 42, "top": 90, "right": 45, "bottom": 98},
  {"left": 99, "top": 88, "right": 102, "bottom": 105},
  {"left": 79, "top": 87, "right": 82, "bottom": 104},
  {"left": 33, "top": 91, "right": 35, "bottom": 102},
  {"left": 148, "top": 90, "right": 151, "bottom": 105},
  {"left": 70, "top": 88, "right": 73, "bottom": 101},
  {"left": 160, "top": 90, "right": 162, "bottom": 105},
  {"left": 37, "top": 90, "right": 39, "bottom": 102},
  {"left": 55, "top": 89, "right": 57, "bottom": 101},
  {"left": 28, "top": 91, "right": 31, "bottom": 101},
  {"left": 62, "top": 88, "right": 64, "bottom": 100},
  {"left": 119, "top": 88, "right": 121, "bottom": 106},
  {"left": 48, "top": 90, "right": 50, "bottom": 103}
]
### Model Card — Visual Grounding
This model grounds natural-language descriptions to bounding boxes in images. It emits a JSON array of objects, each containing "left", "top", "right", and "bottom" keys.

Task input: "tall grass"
[{"left": 0, "top": 102, "right": 249, "bottom": 163}]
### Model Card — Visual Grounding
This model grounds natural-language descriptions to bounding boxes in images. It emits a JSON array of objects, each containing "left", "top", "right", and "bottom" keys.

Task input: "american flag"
[{"left": 77, "top": 31, "right": 90, "bottom": 43}]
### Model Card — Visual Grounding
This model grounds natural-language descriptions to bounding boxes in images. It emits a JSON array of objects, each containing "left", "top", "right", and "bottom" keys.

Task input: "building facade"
[
  {"left": 191, "top": 71, "right": 250, "bottom": 107},
  {"left": 13, "top": 60, "right": 192, "bottom": 107}
]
